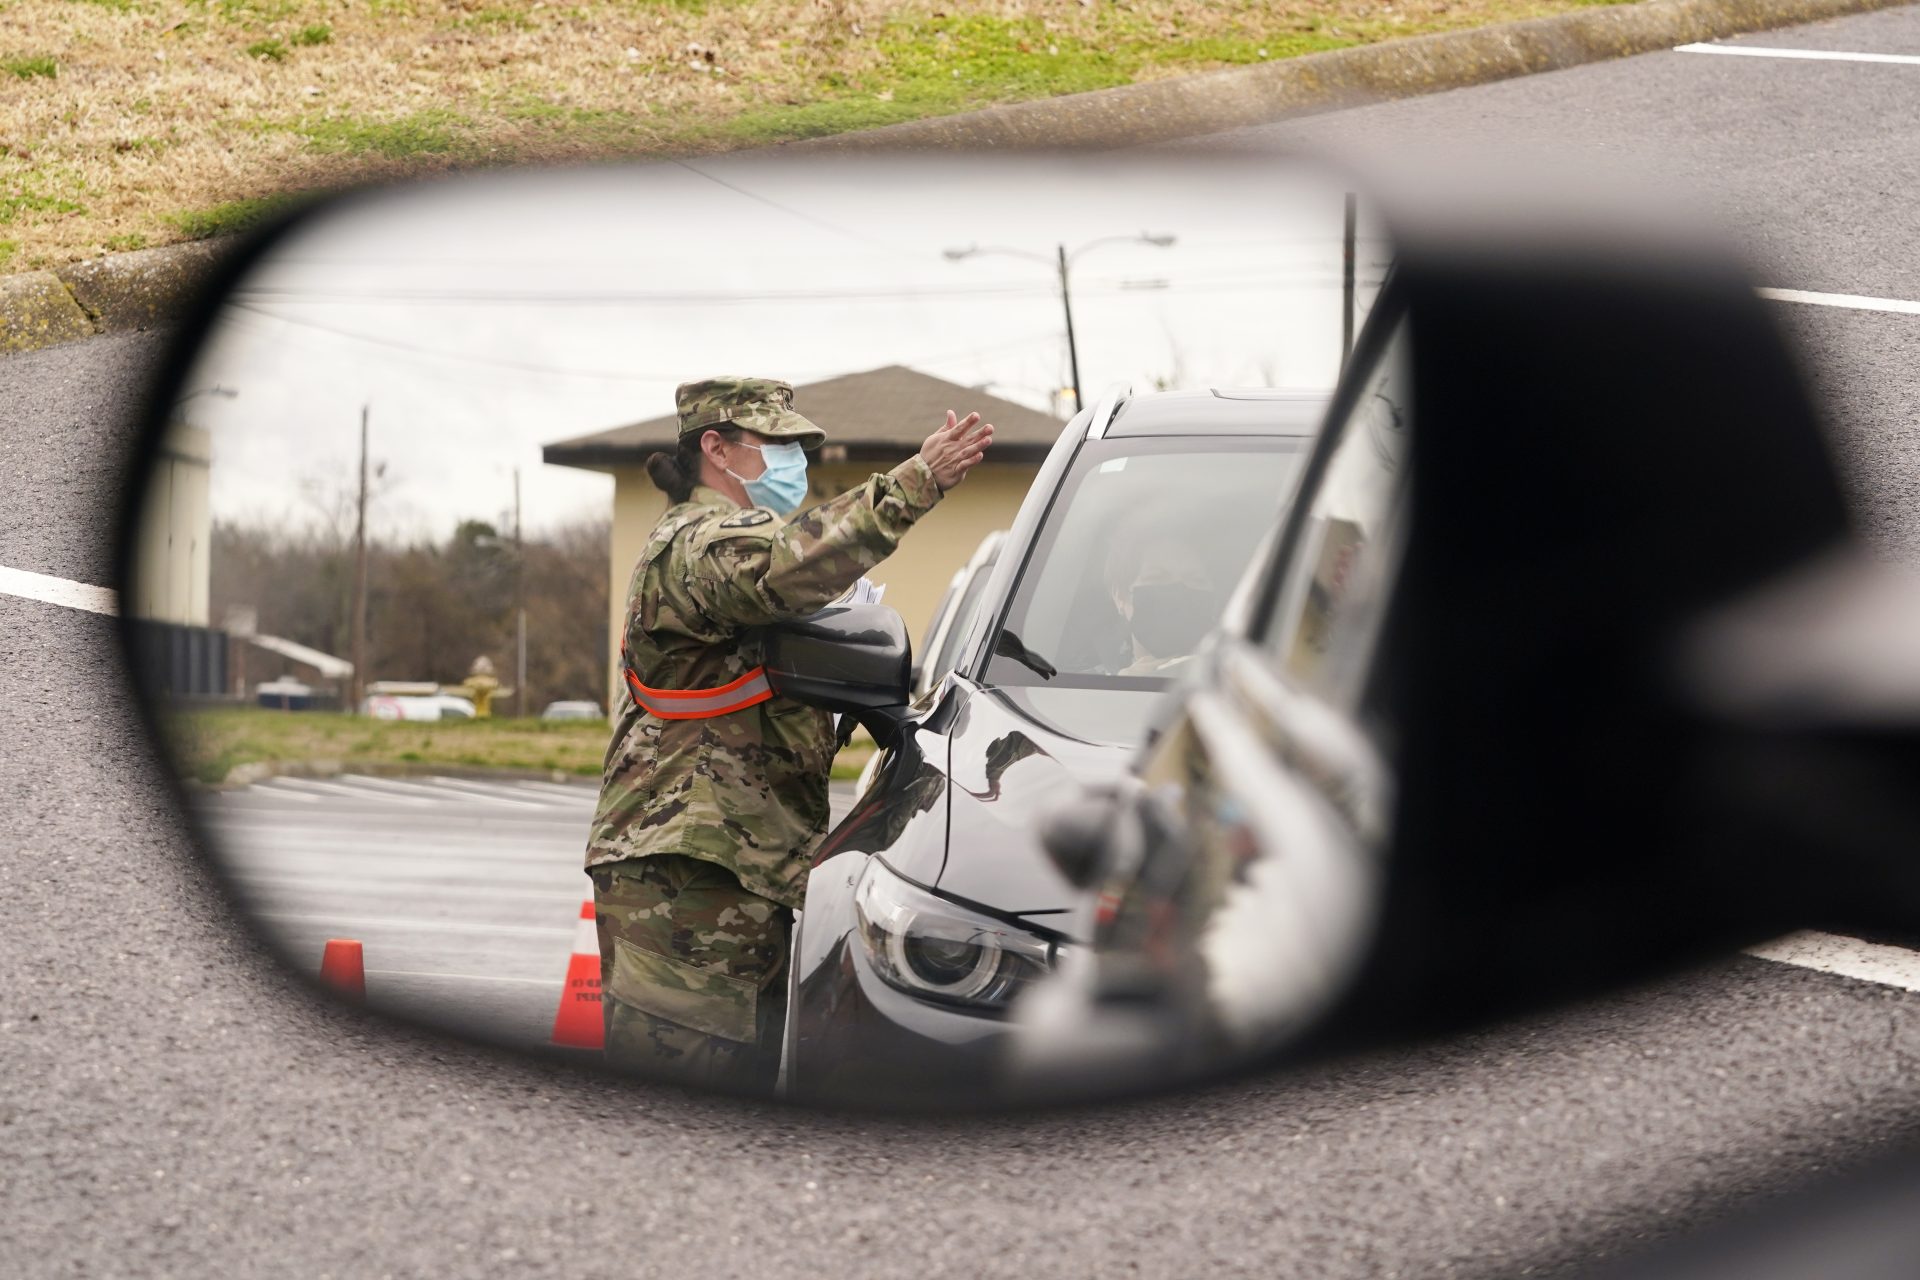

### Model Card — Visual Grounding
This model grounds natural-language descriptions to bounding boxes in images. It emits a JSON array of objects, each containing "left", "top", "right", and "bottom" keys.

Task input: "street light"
[{"left": 941, "top": 232, "right": 1177, "bottom": 413}]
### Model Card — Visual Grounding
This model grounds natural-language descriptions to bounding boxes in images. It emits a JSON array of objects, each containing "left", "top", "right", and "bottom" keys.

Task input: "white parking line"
[
  {"left": 413, "top": 777, "right": 555, "bottom": 809},
  {"left": 249, "top": 783, "right": 321, "bottom": 803},
  {"left": 318, "top": 775, "right": 461, "bottom": 803},
  {"left": 265, "top": 776, "right": 436, "bottom": 805},
  {"left": 1745, "top": 931, "right": 1920, "bottom": 994},
  {"left": 1677, "top": 43, "right": 1920, "bottom": 67},
  {"left": 261, "top": 911, "right": 572, "bottom": 938},
  {"left": 1759, "top": 287, "right": 1920, "bottom": 316},
  {"left": 0, "top": 565, "right": 117, "bottom": 615},
  {"left": 507, "top": 779, "right": 599, "bottom": 799},
  {"left": 366, "top": 969, "right": 564, "bottom": 987}
]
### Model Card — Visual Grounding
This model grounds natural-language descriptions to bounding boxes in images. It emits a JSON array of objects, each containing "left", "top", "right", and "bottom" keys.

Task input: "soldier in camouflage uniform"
[{"left": 585, "top": 376, "right": 994, "bottom": 1092}]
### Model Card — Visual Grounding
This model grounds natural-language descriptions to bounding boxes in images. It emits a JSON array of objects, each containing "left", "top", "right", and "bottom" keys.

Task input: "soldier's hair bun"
[{"left": 645, "top": 450, "right": 693, "bottom": 504}]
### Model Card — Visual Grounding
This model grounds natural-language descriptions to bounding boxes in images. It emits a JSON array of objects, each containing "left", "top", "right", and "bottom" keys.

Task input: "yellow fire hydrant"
[{"left": 446, "top": 655, "right": 512, "bottom": 719}]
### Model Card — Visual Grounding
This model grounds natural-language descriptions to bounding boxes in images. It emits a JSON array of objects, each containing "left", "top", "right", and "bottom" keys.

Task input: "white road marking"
[
  {"left": 1758, "top": 287, "right": 1920, "bottom": 316},
  {"left": 414, "top": 777, "right": 556, "bottom": 809},
  {"left": 260, "top": 911, "right": 572, "bottom": 939},
  {"left": 1677, "top": 42, "right": 1920, "bottom": 67},
  {"left": 366, "top": 969, "right": 564, "bottom": 988},
  {"left": 0, "top": 565, "right": 117, "bottom": 615},
  {"left": 309, "top": 775, "right": 458, "bottom": 803},
  {"left": 507, "top": 779, "right": 599, "bottom": 799},
  {"left": 264, "top": 776, "right": 435, "bottom": 805},
  {"left": 250, "top": 783, "right": 321, "bottom": 803},
  {"left": 1745, "top": 931, "right": 1920, "bottom": 994}
]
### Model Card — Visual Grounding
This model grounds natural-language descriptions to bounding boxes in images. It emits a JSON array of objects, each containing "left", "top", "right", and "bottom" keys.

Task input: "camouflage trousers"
[{"left": 588, "top": 854, "right": 792, "bottom": 1094}]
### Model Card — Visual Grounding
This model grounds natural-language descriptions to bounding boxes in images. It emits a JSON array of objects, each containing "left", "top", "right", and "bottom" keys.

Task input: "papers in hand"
[
  {"left": 838, "top": 577, "right": 887, "bottom": 607},
  {"left": 832, "top": 579, "right": 884, "bottom": 739}
]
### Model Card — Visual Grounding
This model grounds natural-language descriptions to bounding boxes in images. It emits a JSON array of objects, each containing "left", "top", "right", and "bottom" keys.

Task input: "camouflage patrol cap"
[{"left": 675, "top": 376, "right": 826, "bottom": 450}]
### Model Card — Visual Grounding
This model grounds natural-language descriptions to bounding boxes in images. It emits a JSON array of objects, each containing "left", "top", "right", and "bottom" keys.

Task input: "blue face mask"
[{"left": 727, "top": 440, "right": 810, "bottom": 515}]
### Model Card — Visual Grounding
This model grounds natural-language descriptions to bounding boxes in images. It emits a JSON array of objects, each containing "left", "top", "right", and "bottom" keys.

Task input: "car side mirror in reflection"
[{"left": 764, "top": 603, "right": 914, "bottom": 745}]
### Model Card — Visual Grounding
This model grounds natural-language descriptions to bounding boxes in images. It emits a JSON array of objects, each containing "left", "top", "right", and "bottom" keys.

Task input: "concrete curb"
[
  {"left": 0, "top": 270, "right": 95, "bottom": 354},
  {"left": 0, "top": 0, "right": 1909, "bottom": 358},
  {"left": 55, "top": 239, "right": 231, "bottom": 336}
]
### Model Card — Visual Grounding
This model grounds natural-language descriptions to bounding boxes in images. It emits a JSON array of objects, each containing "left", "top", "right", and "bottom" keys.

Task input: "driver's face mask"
[
  {"left": 726, "top": 440, "right": 810, "bottom": 515},
  {"left": 1127, "top": 581, "right": 1219, "bottom": 657}
]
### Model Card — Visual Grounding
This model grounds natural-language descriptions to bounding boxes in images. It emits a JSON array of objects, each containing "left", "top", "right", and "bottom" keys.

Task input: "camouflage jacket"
[{"left": 585, "top": 457, "right": 943, "bottom": 907}]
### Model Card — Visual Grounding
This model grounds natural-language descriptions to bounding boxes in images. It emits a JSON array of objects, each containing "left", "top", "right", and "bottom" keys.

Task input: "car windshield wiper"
[{"left": 993, "top": 630, "right": 1058, "bottom": 680}]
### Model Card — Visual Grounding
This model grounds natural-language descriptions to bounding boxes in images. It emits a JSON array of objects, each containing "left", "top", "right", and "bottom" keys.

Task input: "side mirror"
[{"left": 763, "top": 603, "right": 913, "bottom": 744}]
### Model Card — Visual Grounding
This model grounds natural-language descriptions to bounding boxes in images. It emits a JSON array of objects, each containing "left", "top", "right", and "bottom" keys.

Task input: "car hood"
[{"left": 906, "top": 681, "right": 1162, "bottom": 938}]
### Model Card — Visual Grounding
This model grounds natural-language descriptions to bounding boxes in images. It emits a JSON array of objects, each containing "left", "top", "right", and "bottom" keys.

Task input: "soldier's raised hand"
[{"left": 920, "top": 410, "right": 995, "bottom": 492}]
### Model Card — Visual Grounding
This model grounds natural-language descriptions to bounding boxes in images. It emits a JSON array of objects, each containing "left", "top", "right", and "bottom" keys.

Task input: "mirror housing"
[{"left": 764, "top": 604, "right": 913, "bottom": 744}]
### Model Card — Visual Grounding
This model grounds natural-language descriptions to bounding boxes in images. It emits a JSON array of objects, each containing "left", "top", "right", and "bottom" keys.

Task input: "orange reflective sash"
[{"left": 621, "top": 651, "right": 774, "bottom": 720}]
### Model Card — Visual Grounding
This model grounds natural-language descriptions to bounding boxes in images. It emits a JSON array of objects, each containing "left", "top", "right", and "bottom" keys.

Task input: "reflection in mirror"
[{"left": 125, "top": 150, "right": 1394, "bottom": 1105}]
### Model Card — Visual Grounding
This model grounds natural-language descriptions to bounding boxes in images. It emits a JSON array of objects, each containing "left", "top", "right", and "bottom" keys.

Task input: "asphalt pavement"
[
  {"left": 8, "top": 9, "right": 1920, "bottom": 1276},
  {"left": 195, "top": 774, "right": 857, "bottom": 1050}
]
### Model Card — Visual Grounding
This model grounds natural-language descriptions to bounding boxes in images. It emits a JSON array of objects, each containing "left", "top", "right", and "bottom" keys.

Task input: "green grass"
[
  {"left": 103, "top": 231, "right": 147, "bottom": 250},
  {"left": 0, "top": 241, "right": 15, "bottom": 267},
  {"left": 296, "top": 109, "right": 478, "bottom": 158},
  {"left": 3, "top": 56, "right": 58, "bottom": 79},
  {"left": 453, "top": 7, "right": 533, "bottom": 30},
  {"left": 167, "top": 705, "right": 875, "bottom": 784},
  {"left": 194, "top": 0, "right": 301, "bottom": 25},
  {"left": 169, "top": 707, "right": 613, "bottom": 782},
  {"left": 164, "top": 193, "right": 303, "bottom": 239},
  {"left": 498, "top": 96, "right": 651, "bottom": 147},
  {"left": 245, "top": 37, "right": 287, "bottom": 60},
  {"left": 689, "top": 13, "right": 1360, "bottom": 149},
  {"left": 0, "top": 190, "right": 85, "bottom": 224},
  {"left": 290, "top": 23, "right": 331, "bottom": 45}
]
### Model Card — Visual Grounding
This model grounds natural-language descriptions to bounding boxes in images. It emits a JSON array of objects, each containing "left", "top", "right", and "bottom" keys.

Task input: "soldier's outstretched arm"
[{"left": 689, "top": 411, "right": 994, "bottom": 628}]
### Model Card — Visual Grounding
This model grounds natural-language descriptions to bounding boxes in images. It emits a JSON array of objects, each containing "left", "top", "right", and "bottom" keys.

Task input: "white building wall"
[{"left": 133, "top": 424, "right": 213, "bottom": 626}]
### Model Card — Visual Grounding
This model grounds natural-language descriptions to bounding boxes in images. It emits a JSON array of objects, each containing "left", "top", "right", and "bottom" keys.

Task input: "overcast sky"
[{"left": 174, "top": 150, "right": 1391, "bottom": 542}]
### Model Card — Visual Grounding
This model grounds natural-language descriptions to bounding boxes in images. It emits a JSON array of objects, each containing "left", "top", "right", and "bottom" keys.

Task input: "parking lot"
[{"left": 195, "top": 774, "right": 856, "bottom": 1049}]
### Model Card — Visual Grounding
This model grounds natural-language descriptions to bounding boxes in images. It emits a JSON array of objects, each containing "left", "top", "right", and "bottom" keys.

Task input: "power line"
[
  {"left": 667, "top": 159, "right": 915, "bottom": 257},
  {"left": 226, "top": 302, "right": 682, "bottom": 381},
  {"left": 228, "top": 271, "right": 1390, "bottom": 307},
  {"left": 224, "top": 302, "right": 1071, "bottom": 385},
  {"left": 230, "top": 281, "right": 1064, "bottom": 306}
]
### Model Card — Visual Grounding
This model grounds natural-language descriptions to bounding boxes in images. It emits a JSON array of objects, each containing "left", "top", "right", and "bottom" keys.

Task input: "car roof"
[{"left": 1097, "top": 388, "right": 1329, "bottom": 439}]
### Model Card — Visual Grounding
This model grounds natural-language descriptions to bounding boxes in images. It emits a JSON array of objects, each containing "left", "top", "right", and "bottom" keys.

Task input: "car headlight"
[{"left": 853, "top": 859, "right": 1059, "bottom": 1011}]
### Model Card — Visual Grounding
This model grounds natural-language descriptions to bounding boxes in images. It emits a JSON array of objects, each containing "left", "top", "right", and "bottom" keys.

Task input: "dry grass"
[{"left": 1, "top": 0, "right": 1632, "bottom": 269}]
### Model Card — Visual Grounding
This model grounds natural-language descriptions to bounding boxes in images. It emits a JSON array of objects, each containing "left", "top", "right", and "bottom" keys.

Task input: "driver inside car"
[{"left": 1102, "top": 533, "right": 1221, "bottom": 677}]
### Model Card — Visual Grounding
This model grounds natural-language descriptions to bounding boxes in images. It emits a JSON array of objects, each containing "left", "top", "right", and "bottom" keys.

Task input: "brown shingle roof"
[{"left": 543, "top": 365, "right": 1065, "bottom": 469}]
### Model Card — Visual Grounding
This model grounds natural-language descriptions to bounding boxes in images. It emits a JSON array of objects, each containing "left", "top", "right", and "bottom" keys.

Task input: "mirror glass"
[{"left": 125, "top": 149, "right": 1394, "bottom": 1104}]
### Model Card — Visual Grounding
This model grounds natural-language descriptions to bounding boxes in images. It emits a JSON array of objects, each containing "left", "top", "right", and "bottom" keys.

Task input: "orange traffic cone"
[
  {"left": 551, "top": 901, "right": 604, "bottom": 1050},
  {"left": 319, "top": 938, "right": 365, "bottom": 1001}
]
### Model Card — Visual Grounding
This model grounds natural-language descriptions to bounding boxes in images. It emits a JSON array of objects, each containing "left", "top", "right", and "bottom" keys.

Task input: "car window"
[
  {"left": 917, "top": 578, "right": 960, "bottom": 660},
  {"left": 1261, "top": 319, "right": 1412, "bottom": 708},
  {"left": 985, "top": 436, "right": 1309, "bottom": 690},
  {"left": 926, "top": 547, "right": 1000, "bottom": 686}
]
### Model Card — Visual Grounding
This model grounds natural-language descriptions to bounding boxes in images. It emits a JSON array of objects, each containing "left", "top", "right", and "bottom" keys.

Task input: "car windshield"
[{"left": 983, "top": 437, "right": 1310, "bottom": 692}]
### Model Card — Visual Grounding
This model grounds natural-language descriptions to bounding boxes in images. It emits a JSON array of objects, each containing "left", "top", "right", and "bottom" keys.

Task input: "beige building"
[
  {"left": 132, "top": 422, "right": 212, "bottom": 626},
  {"left": 543, "top": 366, "right": 1065, "bottom": 706}
]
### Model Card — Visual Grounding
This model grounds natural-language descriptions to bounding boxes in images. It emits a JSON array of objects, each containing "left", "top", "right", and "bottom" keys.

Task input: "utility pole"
[
  {"left": 351, "top": 405, "right": 369, "bottom": 713},
  {"left": 514, "top": 467, "right": 526, "bottom": 720},
  {"left": 1340, "top": 192, "right": 1358, "bottom": 376},
  {"left": 1056, "top": 243, "right": 1084, "bottom": 414},
  {"left": 943, "top": 234, "right": 1172, "bottom": 419}
]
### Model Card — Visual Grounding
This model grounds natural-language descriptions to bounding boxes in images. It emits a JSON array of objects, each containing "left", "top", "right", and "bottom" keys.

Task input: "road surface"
[
  {"left": 194, "top": 774, "right": 856, "bottom": 1049},
  {"left": 7, "top": 8, "right": 1920, "bottom": 1276}
]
